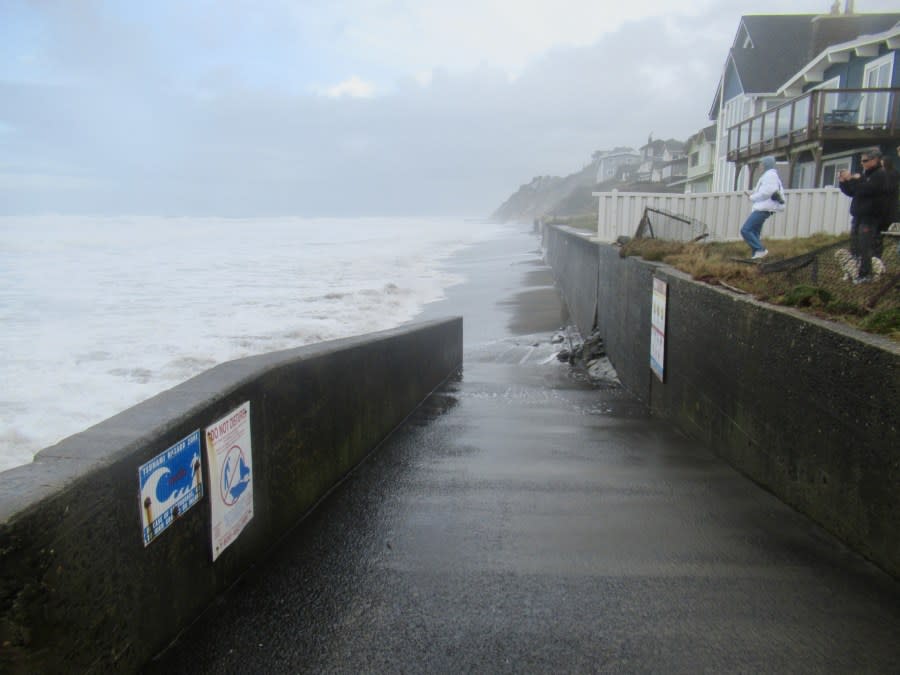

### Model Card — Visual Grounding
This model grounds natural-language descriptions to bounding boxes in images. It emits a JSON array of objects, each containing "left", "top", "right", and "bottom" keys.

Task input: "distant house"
[
  {"left": 709, "top": 11, "right": 900, "bottom": 191},
  {"left": 635, "top": 136, "right": 685, "bottom": 182},
  {"left": 657, "top": 156, "right": 689, "bottom": 190},
  {"left": 683, "top": 124, "right": 717, "bottom": 193},
  {"left": 594, "top": 147, "right": 641, "bottom": 184}
]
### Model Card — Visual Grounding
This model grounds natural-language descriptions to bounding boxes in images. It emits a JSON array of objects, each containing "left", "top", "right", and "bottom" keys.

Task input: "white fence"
[{"left": 594, "top": 188, "right": 853, "bottom": 242}]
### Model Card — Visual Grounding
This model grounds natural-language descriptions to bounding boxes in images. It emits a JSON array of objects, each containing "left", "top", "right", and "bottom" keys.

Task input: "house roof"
[
  {"left": 595, "top": 148, "right": 639, "bottom": 159},
  {"left": 731, "top": 15, "right": 818, "bottom": 95},
  {"left": 778, "top": 21, "right": 900, "bottom": 95},
  {"left": 686, "top": 124, "right": 717, "bottom": 149},
  {"left": 639, "top": 138, "right": 684, "bottom": 154},
  {"left": 807, "top": 13, "right": 900, "bottom": 55},
  {"left": 709, "top": 12, "right": 900, "bottom": 118}
]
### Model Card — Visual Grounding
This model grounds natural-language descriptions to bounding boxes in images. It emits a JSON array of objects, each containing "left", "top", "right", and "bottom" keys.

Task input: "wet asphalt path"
[{"left": 146, "top": 225, "right": 900, "bottom": 674}]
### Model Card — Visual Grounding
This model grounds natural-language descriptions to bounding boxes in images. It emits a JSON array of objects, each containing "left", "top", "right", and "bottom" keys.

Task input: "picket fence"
[{"left": 594, "top": 188, "right": 853, "bottom": 242}]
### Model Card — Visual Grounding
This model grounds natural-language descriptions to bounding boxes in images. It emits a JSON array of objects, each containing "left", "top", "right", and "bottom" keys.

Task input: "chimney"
[{"left": 844, "top": 0, "right": 855, "bottom": 14}]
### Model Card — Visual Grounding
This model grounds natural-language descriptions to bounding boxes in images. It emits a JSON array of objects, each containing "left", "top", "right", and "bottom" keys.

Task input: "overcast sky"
[{"left": 2, "top": 0, "right": 898, "bottom": 217}]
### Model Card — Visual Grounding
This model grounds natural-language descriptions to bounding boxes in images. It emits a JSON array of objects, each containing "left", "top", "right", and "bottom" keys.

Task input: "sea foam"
[{"left": 0, "top": 215, "right": 510, "bottom": 472}]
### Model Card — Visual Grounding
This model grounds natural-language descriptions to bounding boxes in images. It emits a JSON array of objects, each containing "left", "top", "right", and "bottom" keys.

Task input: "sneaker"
[{"left": 751, "top": 249, "right": 769, "bottom": 259}]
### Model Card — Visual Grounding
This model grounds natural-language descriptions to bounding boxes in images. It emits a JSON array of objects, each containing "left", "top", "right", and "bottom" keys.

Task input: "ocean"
[{"left": 0, "top": 215, "right": 512, "bottom": 473}]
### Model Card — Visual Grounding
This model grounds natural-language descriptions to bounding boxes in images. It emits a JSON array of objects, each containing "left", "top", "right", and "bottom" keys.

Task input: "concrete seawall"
[
  {"left": 543, "top": 224, "right": 900, "bottom": 579},
  {"left": 0, "top": 317, "right": 462, "bottom": 673}
]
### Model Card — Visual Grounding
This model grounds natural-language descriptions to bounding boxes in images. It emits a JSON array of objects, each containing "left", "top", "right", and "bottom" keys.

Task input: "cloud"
[
  {"left": 4, "top": 1, "right": 900, "bottom": 217},
  {"left": 0, "top": 12, "right": 733, "bottom": 216},
  {"left": 1, "top": 13, "right": 724, "bottom": 217},
  {"left": 0, "top": 171, "right": 105, "bottom": 191},
  {"left": 321, "top": 75, "right": 376, "bottom": 98},
  {"left": 311, "top": 0, "right": 725, "bottom": 78}
]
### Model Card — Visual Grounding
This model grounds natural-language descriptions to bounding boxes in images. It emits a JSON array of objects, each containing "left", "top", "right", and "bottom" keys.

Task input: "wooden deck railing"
[{"left": 726, "top": 88, "right": 900, "bottom": 163}]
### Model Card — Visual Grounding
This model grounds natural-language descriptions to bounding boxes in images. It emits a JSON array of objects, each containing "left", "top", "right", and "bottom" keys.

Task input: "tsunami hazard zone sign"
[{"left": 138, "top": 430, "right": 204, "bottom": 546}]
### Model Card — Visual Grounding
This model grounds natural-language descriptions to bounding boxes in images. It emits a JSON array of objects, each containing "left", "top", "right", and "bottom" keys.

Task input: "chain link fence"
[
  {"left": 625, "top": 206, "right": 899, "bottom": 332},
  {"left": 757, "top": 231, "right": 900, "bottom": 315}
]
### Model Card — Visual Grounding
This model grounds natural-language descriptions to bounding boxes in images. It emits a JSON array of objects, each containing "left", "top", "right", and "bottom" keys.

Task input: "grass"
[{"left": 619, "top": 234, "right": 900, "bottom": 342}]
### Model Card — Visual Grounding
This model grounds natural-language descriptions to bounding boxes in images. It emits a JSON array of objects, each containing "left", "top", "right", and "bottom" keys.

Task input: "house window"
[
  {"left": 862, "top": 52, "right": 895, "bottom": 126},
  {"left": 690, "top": 152, "right": 699, "bottom": 167},
  {"left": 792, "top": 162, "right": 815, "bottom": 189},
  {"left": 821, "top": 157, "right": 853, "bottom": 187}
]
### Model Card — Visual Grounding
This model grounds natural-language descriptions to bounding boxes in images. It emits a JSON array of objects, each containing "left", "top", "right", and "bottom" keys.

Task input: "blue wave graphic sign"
[{"left": 138, "top": 430, "right": 204, "bottom": 546}]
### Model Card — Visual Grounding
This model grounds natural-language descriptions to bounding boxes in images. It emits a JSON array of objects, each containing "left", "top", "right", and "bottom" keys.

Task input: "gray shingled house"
[{"left": 709, "top": 11, "right": 900, "bottom": 191}]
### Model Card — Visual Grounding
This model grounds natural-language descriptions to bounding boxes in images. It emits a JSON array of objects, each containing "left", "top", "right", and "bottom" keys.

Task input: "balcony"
[{"left": 726, "top": 88, "right": 900, "bottom": 164}]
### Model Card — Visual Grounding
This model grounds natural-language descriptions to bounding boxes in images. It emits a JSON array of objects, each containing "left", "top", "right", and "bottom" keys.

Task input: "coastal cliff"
[
  {"left": 490, "top": 161, "right": 598, "bottom": 223},
  {"left": 490, "top": 153, "right": 684, "bottom": 224}
]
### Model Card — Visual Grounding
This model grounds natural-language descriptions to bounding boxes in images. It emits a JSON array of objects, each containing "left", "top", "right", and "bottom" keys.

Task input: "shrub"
[
  {"left": 860, "top": 308, "right": 900, "bottom": 335},
  {"left": 825, "top": 299, "right": 867, "bottom": 316},
  {"left": 778, "top": 285, "right": 832, "bottom": 308}
]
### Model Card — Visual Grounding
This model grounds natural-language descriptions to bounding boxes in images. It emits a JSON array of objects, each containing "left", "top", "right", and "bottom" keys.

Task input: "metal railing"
[
  {"left": 634, "top": 207, "right": 708, "bottom": 242},
  {"left": 726, "top": 88, "right": 900, "bottom": 163}
]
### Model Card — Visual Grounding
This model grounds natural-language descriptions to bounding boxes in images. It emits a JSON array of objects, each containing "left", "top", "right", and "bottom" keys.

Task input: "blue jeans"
[{"left": 740, "top": 210, "right": 772, "bottom": 253}]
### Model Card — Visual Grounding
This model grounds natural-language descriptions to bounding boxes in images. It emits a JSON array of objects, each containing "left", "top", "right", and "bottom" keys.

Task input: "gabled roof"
[
  {"left": 639, "top": 138, "right": 684, "bottom": 154},
  {"left": 807, "top": 13, "right": 900, "bottom": 55},
  {"left": 595, "top": 147, "right": 639, "bottom": 159},
  {"left": 709, "top": 12, "right": 900, "bottom": 119},
  {"left": 731, "top": 15, "right": 818, "bottom": 94},
  {"left": 778, "top": 21, "right": 900, "bottom": 95},
  {"left": 687, "top": 124, "right": 717, "bottom": 148}
]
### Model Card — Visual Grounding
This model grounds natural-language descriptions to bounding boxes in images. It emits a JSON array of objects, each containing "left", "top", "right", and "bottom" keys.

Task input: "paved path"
[{"left": 146, "top": 226, "right": 900, "bottom": 674}]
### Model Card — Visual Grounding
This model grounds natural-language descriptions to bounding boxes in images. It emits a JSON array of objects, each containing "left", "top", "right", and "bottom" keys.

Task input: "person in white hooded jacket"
[{"left": 740, "top": 156, "right": 785, "bottom": 259}]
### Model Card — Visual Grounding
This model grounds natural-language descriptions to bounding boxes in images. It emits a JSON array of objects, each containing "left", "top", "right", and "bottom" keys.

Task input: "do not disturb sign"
[{"left": 205, "top": 401, "right": 254, "bottom": 561}]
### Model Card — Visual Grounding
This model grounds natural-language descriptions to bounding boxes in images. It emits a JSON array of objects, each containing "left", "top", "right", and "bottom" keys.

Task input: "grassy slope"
[{"left": 620, "top": 235, "right": 900, "bottom": 341}]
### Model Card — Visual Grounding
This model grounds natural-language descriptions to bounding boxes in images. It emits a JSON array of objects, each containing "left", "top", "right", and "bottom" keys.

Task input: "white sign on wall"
[
  {"left": 650, "top": 277, "right": 667, "bottom": 382},
  {"left": 205, "top": 401, "right": 254, "bottom": 561}
]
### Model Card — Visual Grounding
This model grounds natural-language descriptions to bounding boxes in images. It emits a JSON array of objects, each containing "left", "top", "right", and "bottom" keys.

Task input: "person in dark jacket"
[
  {"left": 882, "top": 156, "right": 900, "bottom": 224},
  {"left": 875, "top": 156, "right": 899, "bottom": 258},
  {"left": 838, "top": 148, "right": 889, "bottom": 282}
]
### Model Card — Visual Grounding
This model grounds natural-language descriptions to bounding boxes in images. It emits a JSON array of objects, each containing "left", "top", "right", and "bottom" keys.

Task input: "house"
[
  {"left": 709, "top": 10, "right": 900, "bottom": 191},
  {"left": 635, "top": 136, "right": 685, "bottom": 182},
  {"left": 594, "top": 147, "right": 641, "bottom": 184},
  {"left": 657, "top": 156, "right": 688, "bottom": 187},
  {"left": 737, "top": 22, "right": 900, "bottom": 188},
  {"left": 683, "top": 124, "right": 717, "bottom": 193}
]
